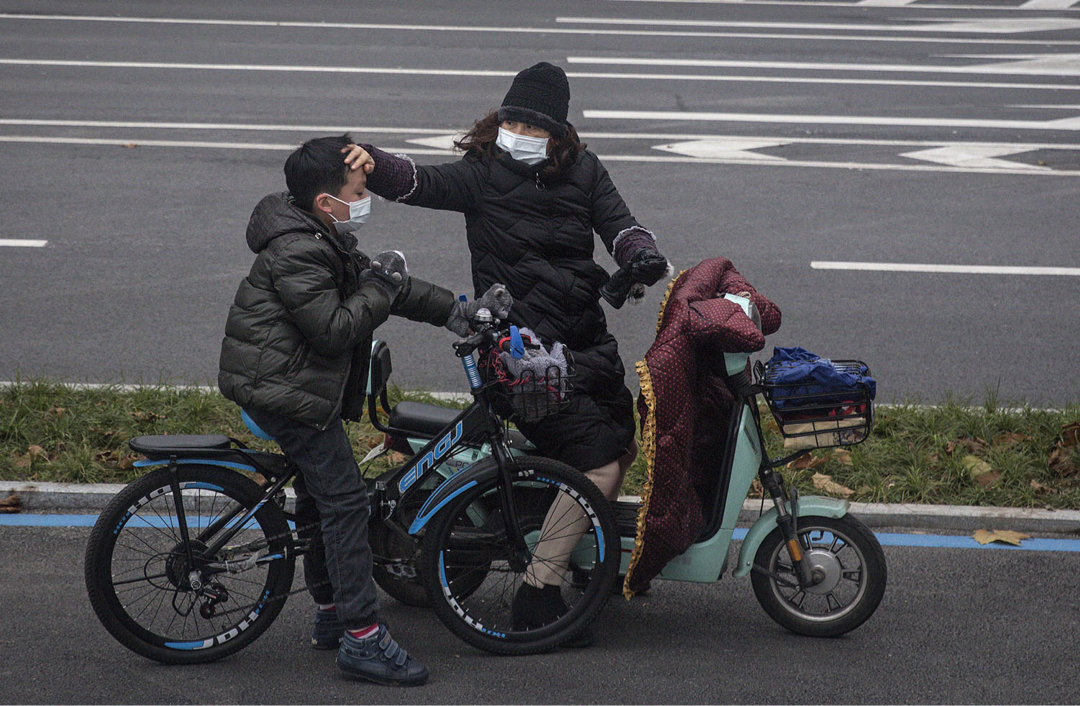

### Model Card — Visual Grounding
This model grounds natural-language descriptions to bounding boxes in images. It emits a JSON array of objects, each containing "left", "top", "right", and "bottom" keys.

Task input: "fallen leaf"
[
  {"left": 975, "top": 471, "right": 1001, "bottom": 488},
  {"left": 788, "top": 454, "right": 827, "bottom": 471},
  {"left": 1030, "top": 479, "right": 1057, "bottom": 494},
  {"left": 14, "top": 456, "right": 31, "bottom": 469},
  {"left": 131, "top": 411, "right": 165, "bottom": 423},
  {"left": 122, "top": 143, "right": 138, "bottom": 148},
  {"left": 0, "top": 493, "right": 21, "bottom": 514},
  {"left": 961, "top": 455, "right": 993, "bottom": 479},
  {"left": 117, "top": 455, "right": 136, "bottom": 471},
  {"left": 389, "top": 451, "right": 406, "bottom": 466},
  {"left": 1061, "top": 422, "right": 1080, "bottom": 448},
  {"left": 832, "top": 449, "right": 853, "bottom": 466},
  {"left": 812, "top": 472, "right": 855, "bottom": 499},
  {"left": 48, "top": 406, "right": 66, "bottom": 417},
  {"left": 994, "top": 431, "right": 1030, "bottom": 447},
  {"left": 856, "top": 485, "right": 873, "bottom": 496},
  {"left": 366, "top": 436, "right": 383, "bottom": 449},
  {"left": 749, "top": 479, "right": 765, "bottom": 498},
  {"left": 27, "top": 445, "right": 47, "bottom": 459},
  {"left": 1049, "top": 445, "right": 1078, "bottom": 477},
  {"left": 946, "top": 436, "right": 987, "bottom": 456},
  {"left": 973, "top": 529, "right": 1029, "bottom": 546}
]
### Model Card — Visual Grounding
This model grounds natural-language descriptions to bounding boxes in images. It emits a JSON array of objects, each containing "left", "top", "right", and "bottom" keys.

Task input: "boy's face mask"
[
  {"left": 327, "top": 194, "right": 371, "bottom": 234},
  {"left": 496, "top": 127, "right": 549, "bottom": 165}
]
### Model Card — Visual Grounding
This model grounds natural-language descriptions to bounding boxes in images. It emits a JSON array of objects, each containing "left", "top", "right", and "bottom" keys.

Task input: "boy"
[{"left": 218, "top": 134, "right": 510, "bottom": 686}]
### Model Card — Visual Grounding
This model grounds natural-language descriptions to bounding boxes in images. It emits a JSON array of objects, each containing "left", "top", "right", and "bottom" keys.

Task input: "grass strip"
[{"left": 2, "top": 380, "right": 1078, "bottom": 509}]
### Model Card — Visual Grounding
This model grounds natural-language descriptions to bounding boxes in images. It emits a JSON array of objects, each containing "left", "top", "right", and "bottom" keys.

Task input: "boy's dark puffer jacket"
[{"left": 218, "top": 193, "right": 454, "bottom": 430}]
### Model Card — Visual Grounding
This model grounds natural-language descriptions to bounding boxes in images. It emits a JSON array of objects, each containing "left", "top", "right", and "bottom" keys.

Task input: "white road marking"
[
  {"left": 406, "top": 135, "right": 465, "bottom": 150},
  {"left": 4, "top": 58, "right": 1077, "bottom": 91},
  {"left": 0, "top": 13, "right": 1076, "bottom": 46},
  {"left": 944, "top": 53, "right": 1080, "bottom": 75},
  {"left": 584, "top": 109, "right": 1080, "bottom": 131},
  {"left": 1021, "top": 0, "right": 1080, "bottom": 8},
  {"left": 568, "top": 55, "right": 1080, "bottom": 77},
  {"left": 557, "top": 16, "right": 1080, "bottom": 33},
  {"left": 607, "top": 0, "right": 1078, "bottom": 9},
  {"left": 812, "top": 261, "right": 1080, "bottom": 275},
  {"left": 5, "top": 119, "right": 1080, "bottom": 150},
  {"left": 5, "top": 135, "right": 1079, "bottom": 176},
  {"left": 652, "top": 138, "right": 789, "bottom": 160},
  {"left": 0, "top": 239, "right": 47, "bottom": 247},
  {"left": 858, "top": 0, "right": 919, "bottom": 5},
  {"left": 899, "top": 145, "right": 1049, "bottom": 170}
]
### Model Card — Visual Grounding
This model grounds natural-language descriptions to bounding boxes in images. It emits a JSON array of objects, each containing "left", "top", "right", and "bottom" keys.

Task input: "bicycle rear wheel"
[
  {"left": 85, "top": 465, "right": 295, "bottom": 664},
  {"left": 420, "top": 456, "right": 618, "bottom": 655}
]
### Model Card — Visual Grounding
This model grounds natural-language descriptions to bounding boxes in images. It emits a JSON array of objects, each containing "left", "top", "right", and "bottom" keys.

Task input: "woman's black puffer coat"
[{"left": 369, "top": 149, "right": 643, "bottom": 469}]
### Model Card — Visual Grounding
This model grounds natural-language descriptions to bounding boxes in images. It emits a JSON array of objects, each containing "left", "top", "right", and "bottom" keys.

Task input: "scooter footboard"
[{"left": 731, "top": 496, "right": 850, "bottom": 578}]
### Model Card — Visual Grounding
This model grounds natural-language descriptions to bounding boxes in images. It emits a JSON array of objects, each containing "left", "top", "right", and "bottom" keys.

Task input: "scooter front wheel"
[{"left": 750, "top": 515, "right": 886, "bottom": 637}]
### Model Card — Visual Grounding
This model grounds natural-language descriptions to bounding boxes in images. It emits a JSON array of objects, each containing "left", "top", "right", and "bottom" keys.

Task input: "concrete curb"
[{"left": 3, "top": 481, "right": 1078, "bottom": 534}]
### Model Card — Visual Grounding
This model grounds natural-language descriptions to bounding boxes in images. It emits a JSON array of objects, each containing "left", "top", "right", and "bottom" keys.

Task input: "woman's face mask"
[
  {"left": 327, "top": 194, "right": 371, "bottom": 234},
  {"left": 496, "top": 127, "right": 550, "bottom": 165}
]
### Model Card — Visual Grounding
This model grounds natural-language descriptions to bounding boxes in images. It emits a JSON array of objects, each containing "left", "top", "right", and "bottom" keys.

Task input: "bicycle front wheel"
[
  {"left": 421, "top": 456, "right": 619, "bottom": 655},
  {"left": 85, "top": 465, "right": 295, "bottom": 664}
]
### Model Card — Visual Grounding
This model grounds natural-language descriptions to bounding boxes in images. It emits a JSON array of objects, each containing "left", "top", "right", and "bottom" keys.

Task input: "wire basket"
[
  {"left": 759, "top": 359, "right": 874, "bottom": 449},
  {"left": 479, "top": 351, "right": 574, "bottom": 424}
]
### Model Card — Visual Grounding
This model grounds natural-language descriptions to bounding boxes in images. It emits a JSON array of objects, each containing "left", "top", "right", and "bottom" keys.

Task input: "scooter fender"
[
  {"left": 406, "top": 459, "right": 496, "bottom": 535},
  {"left": 731, "top": 496, "right": 850, "bottom": 578}
]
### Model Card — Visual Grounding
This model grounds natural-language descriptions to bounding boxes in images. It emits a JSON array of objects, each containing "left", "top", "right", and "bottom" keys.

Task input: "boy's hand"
[
  {"left": 342, "top": 144, "right": 375, "bottom": 173},
  {"left": 361, "top": 250, "right": 409, "bottom": 302},
  {"left": 446, "top": 284, "right": 513, "bottom": 337}
]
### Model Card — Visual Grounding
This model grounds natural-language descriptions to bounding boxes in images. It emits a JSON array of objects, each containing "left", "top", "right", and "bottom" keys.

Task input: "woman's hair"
[{"left": 454, "top": 111, "right": 586, "bottom": 178}]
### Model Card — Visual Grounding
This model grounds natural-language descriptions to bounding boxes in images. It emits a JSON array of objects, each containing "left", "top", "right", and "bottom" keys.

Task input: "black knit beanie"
[{"left": 497, "top": 61, "right": 570, "bottom": 138}]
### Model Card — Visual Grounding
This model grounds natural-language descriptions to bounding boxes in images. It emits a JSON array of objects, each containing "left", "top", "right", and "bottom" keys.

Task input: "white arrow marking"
[
  {"left": 405, "top": 134, "right": 462, "bottom": 151},
  {"left": 900, "top": 145, "right": 1049, "bottom": 170},
  {"left": 652, "top": 138, "right": 789, "bottom": 160},
  {"left": 951, "top": 53, "right": 1080, "bottom": 76}
]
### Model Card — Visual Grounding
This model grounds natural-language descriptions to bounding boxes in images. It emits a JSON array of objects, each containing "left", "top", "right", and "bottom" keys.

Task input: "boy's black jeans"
[{"left": 244, "top": 407, "right": 379, "bottom": 631}]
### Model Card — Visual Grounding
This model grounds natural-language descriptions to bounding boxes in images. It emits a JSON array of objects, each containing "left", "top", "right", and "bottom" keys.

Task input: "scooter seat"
[
  {"left": 129, "top": 435, "right": 233, "bottom": 455},
  {"left": 387, "top": 401, "right": 462, "bottom": 437}
]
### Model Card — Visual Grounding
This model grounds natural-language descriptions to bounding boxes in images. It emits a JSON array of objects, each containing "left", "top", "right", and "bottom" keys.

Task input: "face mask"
[
  {"left": 327, "top": 194, "right": 371, "bottom": 234},
  {"left": 496, "top": 127, "right": 549, "bottom": 165}
]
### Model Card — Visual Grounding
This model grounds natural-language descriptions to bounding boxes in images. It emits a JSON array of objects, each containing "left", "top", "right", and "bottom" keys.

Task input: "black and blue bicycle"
[{"left": 84, "top": 307, "right": 620, "bottom": 662}]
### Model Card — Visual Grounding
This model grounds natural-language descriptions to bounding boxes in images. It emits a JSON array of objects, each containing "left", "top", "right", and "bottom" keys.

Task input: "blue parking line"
[{"left": 3, "top": 515, "right": 1079, "bottom": 552}]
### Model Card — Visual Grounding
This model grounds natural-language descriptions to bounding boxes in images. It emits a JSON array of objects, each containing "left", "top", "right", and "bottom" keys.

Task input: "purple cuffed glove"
[{"left": 613, "top": 227, "right": 669, "bottom": 286}]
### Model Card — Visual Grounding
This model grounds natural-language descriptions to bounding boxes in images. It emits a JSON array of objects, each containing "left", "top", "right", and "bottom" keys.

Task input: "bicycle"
[{"left": 84, "top": 306, "right": 617, "bottom": 663}]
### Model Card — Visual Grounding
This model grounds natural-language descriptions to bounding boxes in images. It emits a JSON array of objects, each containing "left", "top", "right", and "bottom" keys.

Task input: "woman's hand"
[{"left": 342, "top": 144, "right": 375, "bottom": 173}]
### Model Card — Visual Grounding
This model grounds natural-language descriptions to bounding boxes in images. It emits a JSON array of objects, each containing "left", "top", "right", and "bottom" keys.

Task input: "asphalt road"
[
  {"left": 1, "top": 0, "right": 1078, "bottom": 405},
  {"left": 2, "top": 524, "right": 1079, "bottom": 704}
]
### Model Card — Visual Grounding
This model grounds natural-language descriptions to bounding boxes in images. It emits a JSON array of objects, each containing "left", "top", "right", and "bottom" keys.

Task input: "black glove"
[
  {"left": 446, "top": 283, "right": 514, "bottom": 337},
  {"left": 629, "top": 250, "right": 669, "bottom": 286},
  {"left": 360, "top": 250, "right": 409, "bottom": 303}
]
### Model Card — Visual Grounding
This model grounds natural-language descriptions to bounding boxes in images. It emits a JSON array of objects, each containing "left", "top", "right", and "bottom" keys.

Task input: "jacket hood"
[{"left": 245, "top": 192, "right": 332, "bottom": 254}]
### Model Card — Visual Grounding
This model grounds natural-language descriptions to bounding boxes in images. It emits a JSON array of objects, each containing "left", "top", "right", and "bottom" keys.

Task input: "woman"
[{"left": 345, "top": 61, "right": 669, "bottom": 633}]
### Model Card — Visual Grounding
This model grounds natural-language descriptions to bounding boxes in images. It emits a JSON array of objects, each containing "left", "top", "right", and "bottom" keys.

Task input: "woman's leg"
[{"left": 523, "top": 438, "right": 637, "bottom": 587}]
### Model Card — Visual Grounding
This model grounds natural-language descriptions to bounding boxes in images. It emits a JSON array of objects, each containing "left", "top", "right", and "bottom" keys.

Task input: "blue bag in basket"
[{"left": 766, "top": 347, "right": 876, "bottom": 410}]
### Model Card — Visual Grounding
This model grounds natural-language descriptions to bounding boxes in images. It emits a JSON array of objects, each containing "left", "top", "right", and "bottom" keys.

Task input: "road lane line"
[
  {"left": 584, "top": 109, "right": 1080, "bottom": 131},
  {"left": 1, "top": 13, "right": 1076, "bottom": 46},
  {"left": 812, "top": 261, "right": 1080, "bottom": 275},
  {"left": 6, "top": 135, "right": 1080, "bottom": 176},
  {"left": 0, "top": 239, "right": 47, "bottom": 247},
  {"left": 6, "top": 120, "right": 1080, "bottom": 150},
  {"left": 567, "top": 55, "right": 1080, "bottom": 77},
  {"left": 5, "top": 58, "right": 1079, "bottom": 90},
  {"left": 1021, "top": 0, "right": 1080, "bottom": 8},
  {"left": 607, "top": 0, "right": 1080, "bottom": 9},
  {"left": 557, "top": 16, "right": 1080, "bottom": 33}
]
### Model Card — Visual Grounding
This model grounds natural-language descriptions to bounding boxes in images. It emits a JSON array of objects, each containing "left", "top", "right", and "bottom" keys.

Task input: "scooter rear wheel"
[{"left": 750, "top": 515, "right": 886, "bottom": 637}]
